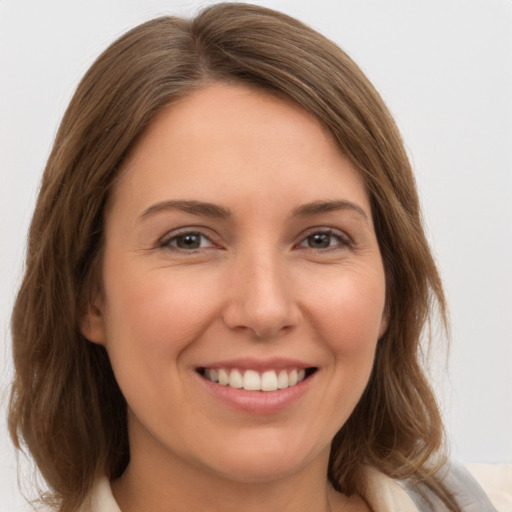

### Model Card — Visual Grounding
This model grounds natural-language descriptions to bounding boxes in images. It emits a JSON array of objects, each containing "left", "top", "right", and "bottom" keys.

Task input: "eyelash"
[{"left": 159, "top": 227, "right": 351, "bottom": 253}]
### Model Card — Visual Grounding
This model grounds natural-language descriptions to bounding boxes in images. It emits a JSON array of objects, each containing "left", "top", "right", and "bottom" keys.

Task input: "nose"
[{"left": 222, "top": 250, "right": 300, "bottom": 339}]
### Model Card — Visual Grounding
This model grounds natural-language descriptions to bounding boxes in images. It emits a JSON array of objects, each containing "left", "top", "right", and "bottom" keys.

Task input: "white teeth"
[
  {"left": 243, "top": 370, "right": 261, "bottom": 391},
  {"left": 203, "top": 367, "right": 310, "bottom": 391},
  {"left": 229, "top": 369, "right": 243, "bottom": 388},
  {"left": 218, "top": 369, "right": 229, "bottom": 385},
  {"left": 261, "top": 370, "right": 278, "bottom": 391},
  {"left": 277, "top": 369, "right": 289, "bottom": 389}
]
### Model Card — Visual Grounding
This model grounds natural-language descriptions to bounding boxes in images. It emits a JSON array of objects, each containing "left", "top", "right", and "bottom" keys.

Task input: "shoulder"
[
  {"left": 399, "top": 460, "right": 511, "bottom": 512},
  {"left": 399, "top": 460, "right": 499, "bottom": 511},
  {"left": 363, "top": 461, "right": 510, "bottom": 511},
  {"left": 466, "top": 462, "right": 512, "bottom": 512}
]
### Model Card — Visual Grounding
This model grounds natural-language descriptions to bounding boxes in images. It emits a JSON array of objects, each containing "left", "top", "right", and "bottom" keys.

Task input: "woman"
[{"left": 7, "top": 3, "right": 501, "bottom": 511}]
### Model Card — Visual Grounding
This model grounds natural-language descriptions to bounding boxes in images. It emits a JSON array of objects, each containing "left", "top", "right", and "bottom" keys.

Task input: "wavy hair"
[{"left": 9, "top": 3, "right": 457, "bottom": 510}]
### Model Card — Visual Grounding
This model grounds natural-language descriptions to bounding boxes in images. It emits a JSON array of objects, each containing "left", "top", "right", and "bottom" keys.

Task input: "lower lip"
[{"left": 196, "top": 372, "right": 315, "bottom": 414}]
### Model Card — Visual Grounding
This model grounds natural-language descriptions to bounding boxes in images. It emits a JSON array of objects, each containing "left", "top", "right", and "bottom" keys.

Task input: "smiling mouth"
[{"left": 197, "top": 367, "right": 317, "bottom": 392}]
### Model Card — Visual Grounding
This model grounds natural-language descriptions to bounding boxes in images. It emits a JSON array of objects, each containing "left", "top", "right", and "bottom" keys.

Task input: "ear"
[{"left": 80, "top": 297, "right": 107, "bottom": 345}]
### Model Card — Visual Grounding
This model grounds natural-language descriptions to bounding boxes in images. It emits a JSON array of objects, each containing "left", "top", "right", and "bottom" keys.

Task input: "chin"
[
  {"left": 194, "top": 429, "right": 330, "bottom": 484},
  {"left": 210, "top": 456, "right": 311, "bottom": 484}
]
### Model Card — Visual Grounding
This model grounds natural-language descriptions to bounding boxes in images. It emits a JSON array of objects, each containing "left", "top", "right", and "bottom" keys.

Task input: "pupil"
[
  {"left": 178, "top": 234, "right": 200, "bottom": 249},
  {"left": 309, "top": 233, "right": 330, "bottom": 248}
]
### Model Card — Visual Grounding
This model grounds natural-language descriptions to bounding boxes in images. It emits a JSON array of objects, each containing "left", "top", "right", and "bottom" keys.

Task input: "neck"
[
  {"left": 112, "top": 460, "right": 339, "bottom": 512},
  {"left": 111, "top": 440, "right": 340, "bottom": 512}
]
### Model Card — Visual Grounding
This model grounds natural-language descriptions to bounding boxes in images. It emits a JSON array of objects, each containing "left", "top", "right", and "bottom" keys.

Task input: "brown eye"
[
  {"left": 307, "top": 233, "right": 332, "bottom": 248},
  {"left": 299, "top": 230, "right": 349, "bottom": 250},
  {"left": 164, "top": 232, "right": 213, "bottom": 250}
]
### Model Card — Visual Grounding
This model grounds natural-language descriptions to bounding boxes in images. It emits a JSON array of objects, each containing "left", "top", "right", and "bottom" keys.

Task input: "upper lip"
[{"left": 196, "top": 357, "right": 316, "bottom": 372}]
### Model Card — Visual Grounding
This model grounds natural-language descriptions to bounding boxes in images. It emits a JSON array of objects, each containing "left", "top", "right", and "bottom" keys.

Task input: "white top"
[{"left": 76, "top": 464, "right": 512, "bottom": 512}]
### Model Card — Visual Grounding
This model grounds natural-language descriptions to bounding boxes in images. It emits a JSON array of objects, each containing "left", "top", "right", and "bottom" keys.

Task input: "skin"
[{"left": 82, "top": 83, "right": 386, "bottom": 512}]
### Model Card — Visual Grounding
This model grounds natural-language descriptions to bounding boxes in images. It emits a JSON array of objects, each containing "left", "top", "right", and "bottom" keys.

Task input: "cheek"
[
  {"left": 304, "top": 264, "right": 386, "bottom": 354},
  {"left": 295, "top": 265, "right": 385, "bottom": 437},
  {"left": 99, "top": 263, "right": 222, "bottom": 431},
  {"left": 101, "top": 260, "right": 219, "bottom": 359}
]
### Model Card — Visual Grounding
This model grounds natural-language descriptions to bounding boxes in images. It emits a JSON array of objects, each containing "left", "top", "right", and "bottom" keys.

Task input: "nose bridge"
[{"left": 223, "top": 244, "right": 298, "bottom": 338}]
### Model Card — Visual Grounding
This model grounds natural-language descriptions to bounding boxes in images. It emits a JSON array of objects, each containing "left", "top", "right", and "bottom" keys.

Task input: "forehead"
[{"left": 110, "top": 82, "right": 370, "bottom": 219}]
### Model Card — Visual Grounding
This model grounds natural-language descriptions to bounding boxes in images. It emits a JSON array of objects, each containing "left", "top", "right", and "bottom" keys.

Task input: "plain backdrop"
[{"left": 1, "top": 0, "right": 511, "bottom": 508}]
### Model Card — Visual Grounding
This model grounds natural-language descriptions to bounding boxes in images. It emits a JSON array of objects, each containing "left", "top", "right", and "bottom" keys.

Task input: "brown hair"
[{"left": 9, "top": 3, "right": 457, "bottom": 510}]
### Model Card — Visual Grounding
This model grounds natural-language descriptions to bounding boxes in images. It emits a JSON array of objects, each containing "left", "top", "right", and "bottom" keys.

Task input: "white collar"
[{"left": 362, "top": 466, "right": 419, "bottom": 511}]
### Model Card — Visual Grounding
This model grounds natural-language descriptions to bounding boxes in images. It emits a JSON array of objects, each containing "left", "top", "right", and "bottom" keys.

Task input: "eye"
[
  {"left": 162, "top": 231, "right": 214, "bottom": 251},
  {"left": 298, "top": 229, "right": 350, "bottom": 250}
]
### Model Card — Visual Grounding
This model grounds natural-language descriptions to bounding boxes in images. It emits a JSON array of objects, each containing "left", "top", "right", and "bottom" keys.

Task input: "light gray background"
[{"left": 1, "top": 0, "right": 511, "bottom": 508}]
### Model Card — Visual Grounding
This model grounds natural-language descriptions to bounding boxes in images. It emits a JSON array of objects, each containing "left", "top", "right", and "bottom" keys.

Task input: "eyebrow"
[
  {"left": 138, "top": 200, "right": 232, "bottom": 221},
  {"left": 291, "top": 200, "right": 368, "bottom": 221},
  {"left": 138, "top": 199, "right": 368, "bottom": 222}
]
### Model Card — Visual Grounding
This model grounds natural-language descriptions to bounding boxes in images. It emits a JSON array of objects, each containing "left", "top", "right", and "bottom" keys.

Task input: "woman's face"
[{"left": 83, "top": 83, "right": 387, "bottom": 484}]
